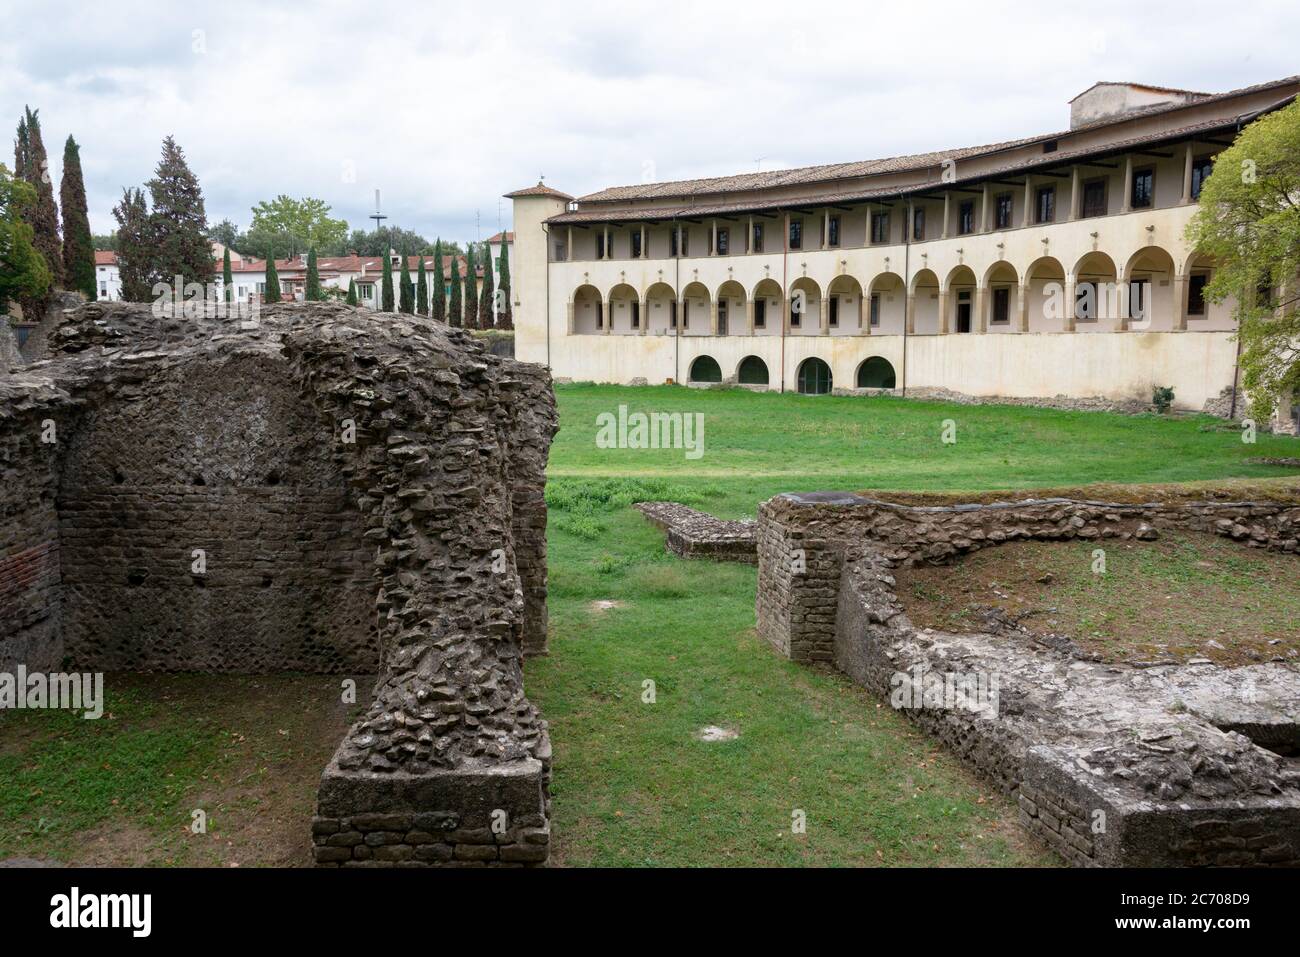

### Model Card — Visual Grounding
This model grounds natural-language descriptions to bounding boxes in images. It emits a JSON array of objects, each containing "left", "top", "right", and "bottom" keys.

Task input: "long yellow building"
[{"left": 507, "top": 75, "right": 1300, "bottom": 421}]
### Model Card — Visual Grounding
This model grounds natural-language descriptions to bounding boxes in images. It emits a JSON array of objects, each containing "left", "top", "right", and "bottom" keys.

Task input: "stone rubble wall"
[
  {"left": 634, "top": 501, "right": 757, "bottom": 564},
  {"left": 757, "top": 489, "right": 1300, "bottom": 866},
  {"left": 0, "top": 300, "right": 558, "bottom": 867}
]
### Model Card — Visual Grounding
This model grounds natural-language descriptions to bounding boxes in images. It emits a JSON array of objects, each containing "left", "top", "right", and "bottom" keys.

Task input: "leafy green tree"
[
  {"left": 399, "top": 251, "right": 413, "bottom": 313},
  {"left": 249, "top": 195, "right": 348, "bottom": 259},
  {"left": 207, "top": 218, "right": 240, "bottom": 249},
  {"left": 381, "top": 250, "right": 394, "bottom": 311},
  {"left": 448, "top": 250, "right": 462, "bottom": 327},
  {"left": 431, "top": 238, "right": 446, "bottom": 322},
  {"left": 416, "top": 255, "right": 428, "bottom": 315},
  {"left": 222, "top": 246, "right": 233, "bottom": 303},
  {"left": 147, "top": 136, "right": 210, "bottom": 290},
  {"left": 59, "top": 135, "right": 95, "bottom": 299},
  {"left": 497, "top": 241, "right": 512, "bottom": 329},
  {"left": 478, "top": 243, "right": 495, "bottom": 329},
  {"left": 1187, "top": 98, "right": 1300, "bottom": 420},
  {"left": 92, "top": 233, "right": 118, "bottom": 251},
  {"left": 111, "top": 187, "right": 153, "bottom": 302},
  {"left": 0, "top": 164, "right": 51, "bottom": 314},
  {"left": 463, "top": 244, "right": 477, "bottom": 329},
  {"left": 264, "top": 252, "right": 282, "bottom": 303},
  {"left": 305, "top": 247, "right": 322, "bottom": 300},
  {"left": 346, "top": 277, "right": 357, "bottom": 306}
]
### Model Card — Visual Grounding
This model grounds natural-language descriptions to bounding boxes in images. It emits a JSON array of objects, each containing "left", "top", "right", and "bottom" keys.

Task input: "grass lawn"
[{"left": 528, "top": 384, "right": 1300, "bottom": 866}]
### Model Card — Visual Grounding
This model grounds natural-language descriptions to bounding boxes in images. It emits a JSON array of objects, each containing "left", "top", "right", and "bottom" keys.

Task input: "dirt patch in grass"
[
  {"left": 897, "top": 531, "right": 1300, "bottom": 667},
  {"left": 0, "top": 673, "right": 364, "bottom": 867}
]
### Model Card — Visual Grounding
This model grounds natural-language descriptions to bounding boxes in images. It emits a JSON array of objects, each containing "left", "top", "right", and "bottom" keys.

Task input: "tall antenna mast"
[{"left": 369, "top": 188, "right": 388, "bottom": 250}]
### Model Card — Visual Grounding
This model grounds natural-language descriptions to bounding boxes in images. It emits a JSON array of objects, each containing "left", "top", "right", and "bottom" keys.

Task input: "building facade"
[{"left": 508, "top": 75, "right": 1300, "bottom": 413}]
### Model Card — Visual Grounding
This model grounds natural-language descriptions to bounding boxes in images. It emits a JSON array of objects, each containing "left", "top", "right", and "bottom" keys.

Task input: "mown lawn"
[{"left": 528, "top": 384, "right": 1300, "bottom": 866}]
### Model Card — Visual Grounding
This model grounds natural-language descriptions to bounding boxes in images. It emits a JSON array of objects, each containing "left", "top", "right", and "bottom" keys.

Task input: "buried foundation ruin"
[{"left": 1, "top": 300, "right": 557, "bottom": 867}]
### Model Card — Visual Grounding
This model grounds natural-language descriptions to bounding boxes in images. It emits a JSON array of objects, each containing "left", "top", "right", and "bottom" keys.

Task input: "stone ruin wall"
[
  {"left": 756, "top": 491, "right": 1300, "bottom": 866},
  {"left": 0, "top": 300, "right": 558, "bottom": 867}
]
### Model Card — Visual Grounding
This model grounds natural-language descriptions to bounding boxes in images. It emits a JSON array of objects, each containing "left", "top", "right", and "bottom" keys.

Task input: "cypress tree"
[
  {"left": 463, "top": 244, "right": 477, "bottom": 329},
  {"left": 416, "top": 255, "right": 428, "bottom": 315},
  {"left": 478, "top": 244, "right": 495, "bottom": 329},
  {"left": 305, "top": 247, "right": 322, "bottom": 300},
  {"left": 146, "top": 136, "right": 209, "bottom": 290},
  {"left": 431, "top": 238, "right": 446, "bottom": 322},
  {"left": 59, "top": 135, "right": 95, "bottom": 299},
  {"left": 346, "top": 277, "right": 357, "bottom": 306},
  {"left": 264, "top": 252, "right": 281, "bottom": 303},
  {"left": 448, "top": 252, "right": 462, "bottom": 328},
  {"left": 111, "top": 187, "right": 153, "bottom": 302},
  {"left": 398, "top": 250, "right": 413, "bottom": 313},
  {"left": 381, "top": 248, "right": 394, "bottom": 311},
  {"left": 497, "top": 241, "right": 512, "bottom": 329},
  {"left": 14, "top": 107, "right": 62, "bottom": 318},
  {"left": 222, "top": 246, "right": 233, "bottom": 302}
]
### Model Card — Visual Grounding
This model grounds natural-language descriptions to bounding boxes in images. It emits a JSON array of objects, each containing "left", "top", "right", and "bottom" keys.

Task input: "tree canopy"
[
  {"left": 0, "top": 164, "right": 52, "bottom": 313},
  {"left": 248, "top": 195, "right": 348, "bottom": 259}
]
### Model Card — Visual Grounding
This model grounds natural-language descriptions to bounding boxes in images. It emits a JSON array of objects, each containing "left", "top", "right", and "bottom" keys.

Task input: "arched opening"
[
  {"left": 796, "top": 357, "right": 833, "bottom": 395},
  {"left": 716, "top": 280, "right": 745, "bottom": 337},
  {"left": 826, "top": 274, "right": 863, "bottom": 335},
  {"left": 737, "top": 355, "right": 770, "bottom": 385},
  {"left": 750, "top": 278, "right": 782, "bottom": 337},
  {"left": 1124, "top": 246, "right": 1176, "bottom": 330},
  {"left": 1024, "top": 257, "right": 1066, "bottom": 332},
  {"left": 607, "top": 282, "right": 639, "bottom": 335},
  {"left": 909, "top": 269, "right": 940, "bottom": 334},
  {"left": 983, "top": 261, "right": 1020, "bottom": 333},
  {"left": 788, "top": 276, "right": 822, "bottom": 335},
  {"left": 1072, "top": 252, "right": 1118, "bottom": 327},
  {"left": 572, "top": 284, "right": 602, "bottom": 335},
  {"left": 867, "top": 272, "right": 905, "bottom": 333},
  {"left": 856, "top": 356, "right": 896, "bottom": 389},
  {"left": 680, "top": 281, "right": 710, "bottom": 336},
  {"left": 645, "top": 282, "right": 676, "bottom": 335},
  {"left": 689, "top": 354, "right": 723, "bottom": 384},
  {"left": 944, "top": 265, "right": 977, "bottom": 334}
]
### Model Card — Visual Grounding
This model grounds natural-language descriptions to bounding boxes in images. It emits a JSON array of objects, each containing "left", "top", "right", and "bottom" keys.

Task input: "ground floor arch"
[
  {"left": 856, "top": 356, "right": 897, "bottom": 389},
  {"left": 796, "top": 356, "right": 833, "bottom": 395},
  {"left": 737, "top": 355, "right": 770, "bottom": 385},
  {"left": 689, "top": 354, "right": 722, "bottom": 384}
]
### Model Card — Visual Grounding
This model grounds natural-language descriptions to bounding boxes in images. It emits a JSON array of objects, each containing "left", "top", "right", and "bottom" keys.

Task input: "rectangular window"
[
  {"left": 631, "top": 230, "right": 643, "bottom": 258},
  {"left": 631, "top": 301, "right": 640, "bottom": 328},
  {"left": 869, "top": 293, "right": 881, "bottom": 327},
  {"left": 995, "top": 193, "right": 1013, "bottom": 230},
  {"left": 789, "top": 297, "right": 801, "bottom": 327},
  {"left": 1187, "top": 273, "right": 1208, "bottom": 316},
  {"left": 596, "top": 233, "right": 606, "bottom": 259},
  {"left": 554, "top": 241, "right": 567, "bottom": 261},
  {"left": 1131, "top": 167, "right": 1154, "bottom": 209},
  {"left": 718, "top": 299, "right": 728, "bottom": 335},
  {"left": 682, "top": 300, "right": 690, "bottom": 329},
  {"left": 958, "top": 201, "right": 974, "bottom": 235},
  {"left": 680, "top": 228, "right": 689, "bottom": 257},
  {"left": 1191, "top": 157, "right": 1214, "bottom": 200},
  {"left": 912, "top": 207, "right": 925, "bottom": 241},
  {"left": 828, "top": 215, "right": 840, "bottom": 247},
  {"left": 789, "top": 219, "right": 802, "bottom": 250},
  {"left": 871, "top": 212, "right": 890, "bottom": 244},
  {"left": 829, "top": 295, "right": 839, "bottom": 327},
  {"left": 1035, "top": 186, "right": 1055, "bottom": 224},
  {"left": 99, "top": 281, "right": 107, "bottom": 296},
  {"left": 717, "top": 227, "right": 729, "bottom": 255},
  {"left": 992, "top": 287, "right": 1010, "bottom": 324},
  {"left": 1129, "top": 279, "right": 1150, "bottom": 322},
  {"left": 752, "top": 222, "right": 764, "bottom": 254},
  {"left": 669, "top": 228, "right": 678, "bottom": 258},
  {"left": 669, "top": 300, "right": 678, "bottom": 329},
  {"left": 257, "top": 282, "right": 266, "bottom": 294},
  {"left": 754, "top": 298, "right": 766, "bottom": 328},
  {"left": 1082, "top": 178, "right": 1107, "bottom": 218}
]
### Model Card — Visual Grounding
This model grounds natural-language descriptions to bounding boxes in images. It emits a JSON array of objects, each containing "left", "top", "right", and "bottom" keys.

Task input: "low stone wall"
[
  {"left": 634, "top": 501, "right": 757, "bottom": 563},
  {"left": 757, "top": 489, "right": 1300, "bottom": 866}
]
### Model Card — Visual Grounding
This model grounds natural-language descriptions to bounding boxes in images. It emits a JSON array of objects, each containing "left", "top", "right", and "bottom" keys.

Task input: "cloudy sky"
[{"left": 2, "top": 0, "right": 1297, "bottom": 245}]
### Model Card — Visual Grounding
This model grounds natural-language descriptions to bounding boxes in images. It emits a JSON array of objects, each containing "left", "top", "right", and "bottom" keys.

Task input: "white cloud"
[{"left": 1, "top": 0, "right": 1295, "bottom": 243}]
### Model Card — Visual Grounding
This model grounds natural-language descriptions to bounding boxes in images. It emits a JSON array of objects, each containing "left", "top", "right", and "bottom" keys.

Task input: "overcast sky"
[{"left": 2, "top": 0, "right": 1297, "bottom": 245}]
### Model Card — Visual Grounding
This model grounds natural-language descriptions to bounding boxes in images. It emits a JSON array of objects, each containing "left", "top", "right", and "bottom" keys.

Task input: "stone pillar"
[
  {"left": 1022, "top": 177, "right": 1033, "bottom": 227},
  {"left": 604, "top": 226, "right": 611, "bottom": 259},
  {"left": 567, "top": 227, "right": 573, "bottom": 262},
  {"left": 822, "top": 210, "right": 829, "bottom": 249},
  {"left": 746, "top": 299, "right": 755, "bottom": 335},
  {"left": 1064, "top": 277, "right": 1077, "bottom": 332},
  {"left": 1018, "top": 284, "right": 1030, "bottom": 332},
  {"left": 711, "top": 220, "right": 718, "bottom": 256},
  {"left": 566, "top": 301, "right": 575, "bottom": 334},
  {"left": 601, "top": 301, "right": 610, "bottom": 334},
  {"left": 937, "top": 290, "right": 949, "bottom": 334},
  {"left": 974, "top": 287, "right": 987, "bottom": 333},
  {"left": 710, "top": 300, "right": 719, "bottom": 335},
  {"left": 1182, "top": 144, "right": 1194, "bottom": 204},
  {"left": 1115, "top": 278, "right": 1130, "bottom": 331},
  {"left": 640, "top": 298, "right": 649, "bottom": 335},
  {"left": 746, "top": 216, "right": 754, "bottom": 253},
  {"left": 980, "top": 184, "right": 991, "bottom": 232},
  {"left": 1069, "top": 169, "right": 1081, "bottom": 221},
  {"left": 905, "top": 293, "right": 916, "bottom": 334},
  {"left": 1121, "top": 155, "right": 1133, "bottom": 214},
  {"left": 819, "top": 297, "right": 829, "bottom": 335},
  {"left": 780, "top": 296, "right": 790, "bottom": 335},
  {"left": 1173, "top": 275, "right": 1188, "bottom": 331},
  {"left": 641, "top": 225, "right": 648, "bottom": 258},
  {"left": 942, "top": 193, "right": 951, "bottom": 238}
]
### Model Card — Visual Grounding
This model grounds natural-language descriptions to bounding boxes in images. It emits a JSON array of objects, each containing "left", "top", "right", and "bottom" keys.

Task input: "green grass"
[{"left": 528, "top": 384, "right": 1300, "bottom": 866}]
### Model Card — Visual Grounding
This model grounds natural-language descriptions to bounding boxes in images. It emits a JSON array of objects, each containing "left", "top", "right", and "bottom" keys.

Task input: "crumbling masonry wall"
[
  {"left": 757, "top": 491, "right": 1300, "bottom": 866},
  {"left": 0, "top": 300, "right": 558, "bottom": 866}
]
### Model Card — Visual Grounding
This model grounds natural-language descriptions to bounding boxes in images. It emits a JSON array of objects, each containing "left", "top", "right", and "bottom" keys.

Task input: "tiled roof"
[
  {"left": 486, "top": 231, "right": 514, "bottom": 243},
  {"left": 210, "top": 254, "right": 481, "bottom": 279},
  {"left": 504, "top": 182, "right": 574, "bottom": 200},
  {"left": 94, "top": 250, "right": 117, "bottom": 265}
]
